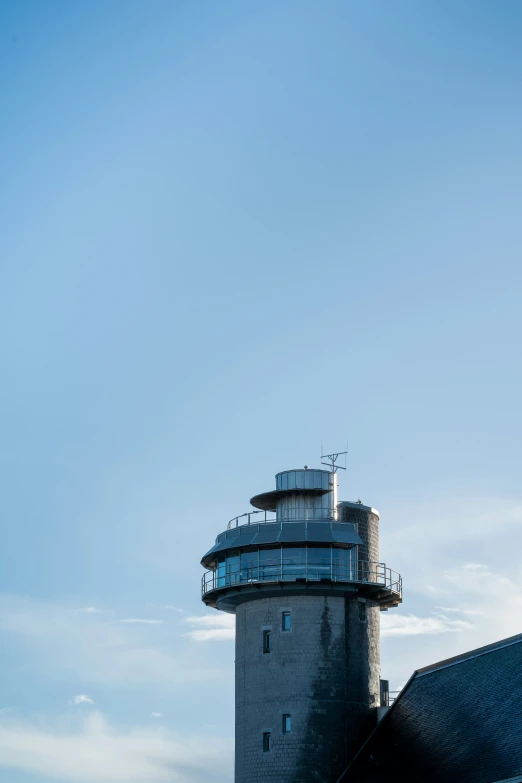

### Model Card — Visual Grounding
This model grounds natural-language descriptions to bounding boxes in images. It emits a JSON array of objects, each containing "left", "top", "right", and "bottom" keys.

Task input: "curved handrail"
[
  {"left": 227, "top": 509, "right": 276, "bottom": 529},
  {"left": 201, "top": 559, "right": 402, "bottom": 598},
  {"left": 227, "top": 507, "right": 338, "bottom": 529}
]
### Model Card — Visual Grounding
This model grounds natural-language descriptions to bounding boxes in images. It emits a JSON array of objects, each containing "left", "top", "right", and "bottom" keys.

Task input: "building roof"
[
  {"left": 339, "top": 632, "right": 522, "bottom": 783},
  {"left": 200, "top": 521, "right": 363, "bottom": 567},
  {"left": 337, "top": 500, "right": 380, "bottom": 519},
  {"left": 250, "top": 487, "right": 331, "bottom": 511}
]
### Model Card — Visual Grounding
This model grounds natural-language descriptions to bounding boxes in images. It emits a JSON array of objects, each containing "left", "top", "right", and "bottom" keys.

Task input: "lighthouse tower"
[{"left": 200, "top": 459, "right": 402, "bottom": 783}]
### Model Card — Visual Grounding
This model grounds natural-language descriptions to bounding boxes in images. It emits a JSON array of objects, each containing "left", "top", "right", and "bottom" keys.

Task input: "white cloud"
[
  {"left": 381, "top": 557, "right": 522, "bottom": 690},
  {"left": 118, "top": 619, "right": 163, "bottom": 625},
  {"left": 436, "top": 606, "right": 485, "bottom": 616},
  {"left": 72, "top": 695, "right": 95, "bottom": 706},
  {"left": 381, "top": 612, "right": 474, "bottom": 638},
  {"left": 150, "top": 713, "right": 162, "bottom": 719},
  {"left": 379, "top": 496, "right": 522, "bottom": 690},
  {"left": 80, "top": 607, "right": 101, "bottom": 614},
  {"left": 424, "top": 584, "right": 451, "bottom": 596},
  {"left": 184, "top": 629, "right": 235, "bottom": 642},
  {"left": 0, "top": 595, "right": 228, "bottom": 690},
  {"left": 0, "top": 712, "right": 233, "bottom": 783},
  {"left": 183, "top": 615, "right": 235, "bottom": 642},
  {"left": 185, "top": 615, "right": 235, "bottom": 629},
  {"left": 165, "top": 606, "right": 184, "bottom": 613},
  {"left": 440, "top": 563, "right": 522, "bottom": 642}
]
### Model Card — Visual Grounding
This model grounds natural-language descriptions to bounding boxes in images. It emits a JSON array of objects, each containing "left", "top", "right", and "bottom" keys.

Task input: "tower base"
[{"left": 235, "top": 593, "right": 380, "bottom": 783}]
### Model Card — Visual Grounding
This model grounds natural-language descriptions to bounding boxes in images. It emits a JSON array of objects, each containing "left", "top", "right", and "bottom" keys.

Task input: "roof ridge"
[{"left": 416, "top": 632, "right": 522, "bottom": 677}]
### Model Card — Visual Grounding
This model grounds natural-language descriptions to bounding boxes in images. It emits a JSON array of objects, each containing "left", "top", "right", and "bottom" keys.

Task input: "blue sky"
[{"left": 1, "top": 1, "right": 522, "bottom": 780}]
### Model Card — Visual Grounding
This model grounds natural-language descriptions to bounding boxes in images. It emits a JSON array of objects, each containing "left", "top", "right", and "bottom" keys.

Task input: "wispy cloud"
[
  {"left": 381, "top": 612, "right": 474, "bottom": 638},
  {"left": 384, "top": 561, "right": 522, "bottom": 642},
  {"left": 118, "top": 619, "right": 163, "bottom": 625},
  {"left": 71, "top": 695, "right": 95, "bottom": 706},
  {"left": 424, "top": 584, "right": 451, "bottom": 596},
  {"left": 184, "top": 629, "right": 235, "bottom": 642},
  {"left": 380, "top": 496, "right": 522, "bottom": 688},
  {"left": 165, "top": 606, "right": 184, "bottom": 613},
  {"left": 0, "top": 712, "right": 233, "bottom": 783},
  {"left": 80, "top": 607, "right": 102, "bottom": 614},
  {"left": 381, "top": 557, "right": 522, "bottom": 691},
  {"left": 183, "top": 615, "right": 235, "bottom": 642},
  {"left": 185, "top": 616, "right": 235, "bottom": 629},
  {"left": 436, "top": 606, "right": 485, "bottom": 616},
  {"left": 0, "top": 595, "right": 227, "bottom": 689},
  {"left": 150, "top": 713, "right": 162, "bottom": 719}
]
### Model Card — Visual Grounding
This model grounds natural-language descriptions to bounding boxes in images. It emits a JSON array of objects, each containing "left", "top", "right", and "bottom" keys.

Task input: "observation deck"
[
  {"left": 202, "top": 555, "right": 402, "bottom": 610},
  {"left": 200, "top": 466, "right": 402, "bottom": 613},
  {"left": 201, "top": 511, "right": 402, "bottom": 612}
]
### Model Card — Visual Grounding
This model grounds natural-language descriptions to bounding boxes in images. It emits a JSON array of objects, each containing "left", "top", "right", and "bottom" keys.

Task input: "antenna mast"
[{"left": 321, "top": 450, "right": 347, "bottom": 473}]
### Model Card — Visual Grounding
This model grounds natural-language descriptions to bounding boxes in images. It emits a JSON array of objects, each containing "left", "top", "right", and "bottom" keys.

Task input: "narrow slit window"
[
  {"left": 263, "top": 732, "right": 271, "bottom": 752},
  {"left": 282, "top": 611, "right": 291, "bottom": 631},
  {"left": 282, "top": 714, "right": 291, "bottom": 734},
  {"left": 263, "top": 630, "right": 271, "bottom": 653},
  {"left": 358, "top": 602, "right": 367, "bottom": 623}
]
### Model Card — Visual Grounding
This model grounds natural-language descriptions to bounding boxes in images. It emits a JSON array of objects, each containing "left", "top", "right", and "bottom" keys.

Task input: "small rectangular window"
[
  {"left": 263, "top": 630, "right": 271, "bottom": 653},
  {"left": 358, "top": 602, "right": 367, "bottom": 623},
  {"left": 282, "top": 612, "right": 291, "bottom": 631},
  {"left": 263, "top": 732, "right": 271, "bottom": 752},
  {"left": 282, "top": 714, "right": 291, "bottom": 734}
]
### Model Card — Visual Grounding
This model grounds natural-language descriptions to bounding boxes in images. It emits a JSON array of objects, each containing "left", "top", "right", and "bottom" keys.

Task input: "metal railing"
[
  {"left": 228, "top": 510, "right": 276, "bottom": 529},
  {"left": 389, "top": 690, "right": 401, "bottom": 705},
  {"left": 276, "top": 506, "right": 335, "bottom": 522},
  {"left": 201, "top": 559, "right": 402, "bottom": 598},
  {"left": 227, "top": 507, "right": 338, "bottom": 529}
]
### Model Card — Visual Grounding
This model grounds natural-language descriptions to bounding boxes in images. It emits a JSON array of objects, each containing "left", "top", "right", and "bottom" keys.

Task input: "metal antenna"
[{"left": 321, "top": 450, "right": 347, "bottom": 473}]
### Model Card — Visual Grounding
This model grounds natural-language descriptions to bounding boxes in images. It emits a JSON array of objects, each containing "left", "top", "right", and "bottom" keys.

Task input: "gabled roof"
[{"left": 339, "top": 632, "right": 522, "bottom": 783}]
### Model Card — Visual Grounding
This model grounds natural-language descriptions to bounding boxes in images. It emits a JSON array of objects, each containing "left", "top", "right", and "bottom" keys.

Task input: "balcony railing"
[
  {"left": 389, "top": 690, "right": 401, "bottom": 705},
  {"left": 227, "top": 507, "right": 337, "bottom": 529},
  {"left": 201, "top": 559, "right": 402, "bottom": 598},
  {"left": 228, "top": 509, "right": 276, "bottom": 529}
]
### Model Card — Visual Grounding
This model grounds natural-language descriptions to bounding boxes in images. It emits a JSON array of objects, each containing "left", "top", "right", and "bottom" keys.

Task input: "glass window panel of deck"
[
  {"left": 217, "top": 555, "right": 226, "bottom": 587},
  {"left": 333, "top": 546, "right": 355, "bottom": 581},
  {"left": 306, "top": 546, "right": 331, "bottom": 580},
  {"left": 259, "top": 547, "right": 281, "bottom": 581},
  {"left": 281, "top": 547, "right": 305, "bottom": 580},
  {"left": 240, "top": 549, "right": 259, "bottom": 582},
  {"left": 227, "top": 550, "right": 240, "bottom": 584}
]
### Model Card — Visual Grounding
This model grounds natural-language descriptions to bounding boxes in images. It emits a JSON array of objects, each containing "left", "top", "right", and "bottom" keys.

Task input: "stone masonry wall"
[
  {"left": 339, "top": 507, "right": 379, "bottom": 565},
  {"left": 235, "top": 593, "right": 380, "bottom": 783}
]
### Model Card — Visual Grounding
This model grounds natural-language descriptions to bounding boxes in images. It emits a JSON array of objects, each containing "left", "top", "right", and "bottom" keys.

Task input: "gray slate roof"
[
  {"left": 201, "top": 521, "right": 362, "bottom": 566},
  {"left": 339, "top": 632, "right": 522, "bottom": 783}
]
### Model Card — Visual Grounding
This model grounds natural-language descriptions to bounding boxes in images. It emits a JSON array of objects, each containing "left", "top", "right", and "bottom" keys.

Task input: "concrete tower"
[{"left": 200, "top": 464, "right": 402, "bottom": 783}]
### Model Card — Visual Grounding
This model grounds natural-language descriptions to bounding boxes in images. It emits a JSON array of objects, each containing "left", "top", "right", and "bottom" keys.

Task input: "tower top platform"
[
  {"left": 200, "top": 464, "right": 402, "bottom": 613},
  {"left": 250, "top": 467, "right": 334, "bottom": 512}
]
